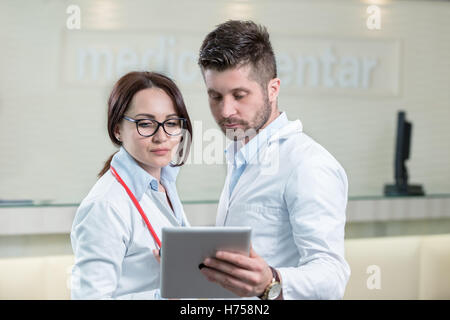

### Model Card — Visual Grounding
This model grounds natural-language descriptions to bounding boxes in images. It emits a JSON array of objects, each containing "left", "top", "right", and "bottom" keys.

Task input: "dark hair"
[
  {"left": 98, "top": 71, "right": 193, "bottom": 177},
  {"left": 198, "top": 20, "right": 277, "bottom": 87}
]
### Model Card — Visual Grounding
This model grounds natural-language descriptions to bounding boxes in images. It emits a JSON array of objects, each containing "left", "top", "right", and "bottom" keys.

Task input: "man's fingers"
[
  {"left": 200, "top": 267, "right": 254, "bottom": 296},
  {"left": 203, "top": 257, "right": 261, "bottom": 285},
  {"left": 214, "top": 250, "right": 259, "bottom": 271}
]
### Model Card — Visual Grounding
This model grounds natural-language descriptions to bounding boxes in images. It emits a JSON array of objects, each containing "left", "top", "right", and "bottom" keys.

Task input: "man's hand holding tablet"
[{"left": 159, "top": 226, "right": 252, "bottom": 299}]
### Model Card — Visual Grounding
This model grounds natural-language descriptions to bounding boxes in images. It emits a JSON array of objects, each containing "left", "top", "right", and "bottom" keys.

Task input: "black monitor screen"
[
  {"left": 395, "top": 111, "right": 411, "bottom": 185},
  {"left": 385, "top": 110, "right": 424, "bottom": 196}
]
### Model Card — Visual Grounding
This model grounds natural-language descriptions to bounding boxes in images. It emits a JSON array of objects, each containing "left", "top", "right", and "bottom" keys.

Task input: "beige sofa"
[
  {"left": 344, "top": 233, "right": 450, "bottom": 299},
  {"left": 1, "top": 234, "right": 449, "bottom": 300}
]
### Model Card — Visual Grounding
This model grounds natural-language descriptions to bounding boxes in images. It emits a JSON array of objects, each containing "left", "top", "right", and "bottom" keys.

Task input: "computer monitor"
[{"left": 384, "top": 111, "right": 425, "bottom": 196}]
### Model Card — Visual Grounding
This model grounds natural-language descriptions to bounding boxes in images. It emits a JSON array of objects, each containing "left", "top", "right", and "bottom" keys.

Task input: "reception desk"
[
  {"left": 1, "top": 194, "right": 450, "bottom": 258},
  {"left": 1, "top": 194, "right": 450, "bottom": 236}
]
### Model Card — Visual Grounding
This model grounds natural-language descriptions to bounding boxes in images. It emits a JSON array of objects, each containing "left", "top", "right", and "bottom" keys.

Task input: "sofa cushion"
[
  {"left": 0, "top": 255, "right": 74, "bottom": 300},
  {"left": 344, "top": 235, "right": 421, "bottom": 299},
  {"left": 419, "top": 234, "right": 450, "bottom": 299},
  {"left": 0, "top": 256, "right": 46, "bottom": 299},
  {"left": 42, "top": 255, "right": 74, "bottom": 299}
]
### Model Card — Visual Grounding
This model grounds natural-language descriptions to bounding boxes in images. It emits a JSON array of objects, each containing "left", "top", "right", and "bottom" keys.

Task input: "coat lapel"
[{"left": 216, "top": 163, "right": 232, "bottom": 226}]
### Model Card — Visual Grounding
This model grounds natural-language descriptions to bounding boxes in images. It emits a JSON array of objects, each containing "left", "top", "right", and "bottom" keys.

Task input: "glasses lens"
[
  {"left": 163, "top": 119, "right": 183, "bottom": 135},
  {"left": 137, "top": 120, "right": 158, "bottom": 136}
]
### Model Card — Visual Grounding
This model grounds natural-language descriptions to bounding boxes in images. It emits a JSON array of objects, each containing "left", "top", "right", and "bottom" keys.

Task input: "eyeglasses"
[{"left": 123, "top": 116, "right": 186, "bottom": 137}]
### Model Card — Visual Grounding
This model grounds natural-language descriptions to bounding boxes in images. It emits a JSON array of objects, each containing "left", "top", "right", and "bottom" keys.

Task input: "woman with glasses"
[{"left": 70, "top": 71, "right": 193, "bottom": 299}]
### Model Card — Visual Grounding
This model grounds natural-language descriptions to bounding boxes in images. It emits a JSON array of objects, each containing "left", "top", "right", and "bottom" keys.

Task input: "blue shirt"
[{"left": 110, "top": 146, "right": 186, "bottom": 226}]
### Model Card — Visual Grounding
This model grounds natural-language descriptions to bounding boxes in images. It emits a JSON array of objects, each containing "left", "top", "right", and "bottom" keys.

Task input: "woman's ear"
[{"left": 114, "top": 124, "right": 122, "bottom": 142}]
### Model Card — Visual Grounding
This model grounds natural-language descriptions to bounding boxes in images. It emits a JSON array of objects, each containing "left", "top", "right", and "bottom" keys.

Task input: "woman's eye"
[
  {"left": 165, "top": 121, "right": 178, "bottom": 127},
  {"left": 139, "top": 121, "right": 155, "bottom": 128}
]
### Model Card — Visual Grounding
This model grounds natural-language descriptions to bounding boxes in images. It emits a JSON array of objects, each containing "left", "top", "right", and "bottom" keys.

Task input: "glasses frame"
[{"left": 123, "top": 115, "right": 187, "bottom": 137}]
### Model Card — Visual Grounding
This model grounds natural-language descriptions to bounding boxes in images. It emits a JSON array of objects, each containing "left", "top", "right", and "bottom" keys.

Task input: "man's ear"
[{"left": 267, "top": 78, "right": 281, "bottom": 103}]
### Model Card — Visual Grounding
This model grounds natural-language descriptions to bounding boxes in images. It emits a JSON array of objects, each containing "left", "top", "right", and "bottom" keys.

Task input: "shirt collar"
[
  {"left": 225, "top": 112, "right": 289, "bottom": 168},
  {"left": 110, "top": 146, "right": 180, "bottom": 201}
]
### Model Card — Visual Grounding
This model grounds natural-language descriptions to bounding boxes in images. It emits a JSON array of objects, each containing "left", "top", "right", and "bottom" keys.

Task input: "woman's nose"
[{"left": 151, "top": 125, "right": 169, "bottom": 142}]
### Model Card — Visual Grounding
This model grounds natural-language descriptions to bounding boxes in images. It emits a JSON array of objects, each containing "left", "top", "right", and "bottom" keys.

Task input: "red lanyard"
[{"left": 110, "top": 166, "right": 162, "bottom": 249}]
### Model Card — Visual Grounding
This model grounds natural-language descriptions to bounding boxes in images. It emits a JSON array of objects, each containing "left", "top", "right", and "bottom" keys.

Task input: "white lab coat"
[
  {"left": 71, "top": 147, "right": 189, "bottom": 299},
  {"left": 216, "top": 117, "right": 351, "bottom": 299}
]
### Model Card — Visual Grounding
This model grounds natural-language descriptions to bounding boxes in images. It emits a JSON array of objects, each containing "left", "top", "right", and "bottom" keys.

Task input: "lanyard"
[{"left": 110, "top": 166, "right": 162, "bottom": 249}]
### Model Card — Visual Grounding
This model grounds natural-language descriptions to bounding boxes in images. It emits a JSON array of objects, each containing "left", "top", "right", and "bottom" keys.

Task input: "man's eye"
[
  {"left": 210, "top": 95, "right": 222, "bottom": 101},
  {"left": 234, "top": 95, "right": 245, "bottom": 100}
]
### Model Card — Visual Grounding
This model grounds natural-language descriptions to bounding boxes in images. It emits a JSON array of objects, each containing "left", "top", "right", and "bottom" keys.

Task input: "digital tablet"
[{"left": 160, "top": 226, "right": 252, "bottom": 299}]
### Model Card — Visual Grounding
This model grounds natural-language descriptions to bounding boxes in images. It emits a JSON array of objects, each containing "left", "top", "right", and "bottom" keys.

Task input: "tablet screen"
[{"left": 160, "top": 226, "right": 252, "bottom": 299}]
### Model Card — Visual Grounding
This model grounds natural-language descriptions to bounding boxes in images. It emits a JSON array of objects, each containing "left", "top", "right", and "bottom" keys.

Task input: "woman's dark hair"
[
  {"left": 98, "top": 71, "right": 193, "bottom": 177},
  {"left": 198, "top": 20, "right": 277, "bottom": 88}
]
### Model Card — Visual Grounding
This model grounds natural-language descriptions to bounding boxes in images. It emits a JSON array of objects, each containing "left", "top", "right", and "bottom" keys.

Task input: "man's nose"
[{"left": 221, "top": 96, "right": 237, "bottom": 119}]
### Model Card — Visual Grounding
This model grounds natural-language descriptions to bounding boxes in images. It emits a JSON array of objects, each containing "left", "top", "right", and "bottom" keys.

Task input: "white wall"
[{"left": 0, "top": 0, "right": 449, "bottom": 204}]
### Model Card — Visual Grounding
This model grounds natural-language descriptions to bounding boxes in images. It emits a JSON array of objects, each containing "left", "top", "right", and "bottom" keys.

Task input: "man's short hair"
[{"left": 198, "top": 20, "right": 277, "bottom": 88}]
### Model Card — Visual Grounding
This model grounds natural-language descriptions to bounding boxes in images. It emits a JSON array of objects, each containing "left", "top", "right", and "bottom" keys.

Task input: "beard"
[{"left": 219, "top": 93, "right": 272, "bottom": 142}]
